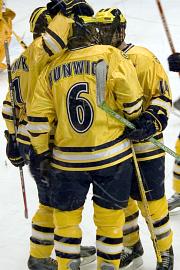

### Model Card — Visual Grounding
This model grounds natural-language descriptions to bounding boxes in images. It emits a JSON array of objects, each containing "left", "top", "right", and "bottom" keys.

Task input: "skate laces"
[
  {"left": 161, "top": 250, "right": 170, "bottom": 268},
  {"left": 121, "top": 246, "right": 133, "bottom": 260},
  {"left": 48, "top": 258, "right": 58, "bottom": 265}
]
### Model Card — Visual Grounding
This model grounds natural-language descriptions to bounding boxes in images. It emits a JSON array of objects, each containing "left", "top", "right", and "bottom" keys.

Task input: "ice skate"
[
  {"left": 168, "top": 193, "right": 180, "bottom": 213},
  {"left": 119, "top": 240, "right": 144, "bottom": 270},
  {"left": 28, "top": 256, "right": 58, "bottom": 270},
  {"left": 80, "top": 245, "right": 96, "bottom": 265},
  {"left": 27, "top": 245, "right": 96, "bottom": 269},
  {"left": 156, "top": 246, "right": 174, "bottom": 270}
]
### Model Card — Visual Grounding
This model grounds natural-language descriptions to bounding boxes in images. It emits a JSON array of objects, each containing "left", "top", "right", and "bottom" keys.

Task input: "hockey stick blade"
[{"left": 96, "top": 60, "right": 107, "bottom": 106}]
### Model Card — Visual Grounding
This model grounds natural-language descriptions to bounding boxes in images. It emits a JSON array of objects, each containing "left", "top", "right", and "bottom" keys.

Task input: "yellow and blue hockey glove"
[
  {"left": 47, "top": 0, "right": 94, "bottom": 17},
  {"left": 124, "top": 112, "right": 158, "bottom": 142},
  {"left": 5, "top": 130, "right": 25, "bottom": 167},
  {"left": 168, "top": 53, "right": 180, "bottom": 72}
]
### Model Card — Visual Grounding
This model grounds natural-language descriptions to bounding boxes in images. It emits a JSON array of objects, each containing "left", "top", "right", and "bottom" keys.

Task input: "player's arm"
[
  {"left": 141, "top": 58, "right": 172, "bottom": 132},
  {"left": 2, "top": 90, "right": 22, "bottom": 134},
  {"left": 107, "top": 49, "right": 143, "bottom": 121},
  {"left": 125, "top": 57, "right": 172, "bottom": 141},
  {"left": 43, "top": 0, "right": 94, "bottom": 56},
  {"left": 27, "top": 67, "right": 56, "bottom": 155}
]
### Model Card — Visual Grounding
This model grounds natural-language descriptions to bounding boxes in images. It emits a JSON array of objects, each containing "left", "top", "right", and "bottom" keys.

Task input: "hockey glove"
[
  {"left": 5, "top": 130, "right": 25, "bottom": 167},
  {"left": 18, "top": 142, "right": 32, "bottom": 165},
  {"left": 168, "top": 53, "right": 180, "bottom": 72},
  {"left": 29, "top": 150, "right": 51, "bottom": 187},
  {"left": 124, "top": 112, "right": 157, "bottom": 142},
  {"left": 47, "top": 0, "right": 94, "bottom": 17}
]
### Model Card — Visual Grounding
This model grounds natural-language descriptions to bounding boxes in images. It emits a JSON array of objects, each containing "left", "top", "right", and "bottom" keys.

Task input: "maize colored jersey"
[
  {"left": 28, "top": 45, "right": 143, "bottom": 171},
  {"left": 2, "top": 13, "right": 74, "bottom": 143},
  {"left": 173, "top": 135, "right": 180, "bottom": 193},
  {"left": 0, "top": 5, "right": 15, "bottom": 69},
  {"left": 123, "top": 44, "right": 172, "bottom": 161}
]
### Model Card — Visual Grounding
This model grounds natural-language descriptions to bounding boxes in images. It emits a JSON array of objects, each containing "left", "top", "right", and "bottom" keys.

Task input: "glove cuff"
[{"left": 143, "top": 111, "right": 161, "bottom": 132}]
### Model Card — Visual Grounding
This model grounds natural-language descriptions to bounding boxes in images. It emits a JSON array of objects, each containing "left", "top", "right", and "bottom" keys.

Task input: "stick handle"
[
  {"left": 4, "top": 40, "right": 28, "bottom": 219},
  {"left": 156, "top": 0, "right": 180, "bottom": 77}
]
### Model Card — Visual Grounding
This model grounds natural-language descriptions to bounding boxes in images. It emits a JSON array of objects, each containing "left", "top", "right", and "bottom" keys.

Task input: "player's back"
[{"left": 40, "top": 44, "right": 143, "bottom": 171}]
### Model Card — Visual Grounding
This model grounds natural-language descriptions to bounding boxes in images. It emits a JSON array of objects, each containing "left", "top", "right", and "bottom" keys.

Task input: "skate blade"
[
  {"left": 169, "top": 207, "right": 180, "bottom": 216},
  {"left": 133, "top": 256, "right": 143, "bottom": 269},
  {"left": 119, "top": 261, "right": 133, "bottom": 270},
  {"left": 80, "top": 254, "right": 96, "bottom": 266}
]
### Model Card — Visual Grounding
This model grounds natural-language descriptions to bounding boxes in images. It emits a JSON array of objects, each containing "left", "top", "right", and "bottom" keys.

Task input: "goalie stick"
[
  {"left": 95, "top": 59, "right": 164, "bottom": 263},
  {"left": 4, "top": 40, "right": 28, "bottom": 219}
]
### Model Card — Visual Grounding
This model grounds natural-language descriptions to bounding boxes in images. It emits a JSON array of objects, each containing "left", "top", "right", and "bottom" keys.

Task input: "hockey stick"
[
  {"left": 4, "top": 40, "right": 28, "bottom": 219},
  {"left": 130, "top": 145, "right": 162, "bottom": 263},
  {"left": 95, "top": 60, "right": 163, "bottom": 263},
  {"left": 156, "top": 0, "right": 180, "bottom": 77},
  {"left": 96, "top": 59, "right": 180, "bottom": 161},
  {"left": 156, "top": 0, "right": 175, "bottom": 53},
  {"left": 2, "top": 17, "right": 28, "bottom": 50}
]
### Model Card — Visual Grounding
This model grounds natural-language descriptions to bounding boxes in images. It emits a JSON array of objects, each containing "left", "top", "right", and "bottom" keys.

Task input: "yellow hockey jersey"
[
  {"left": 2, "top": 13, "right": 74, "bottom": 144},
  {"left": 27, "top": 45, "right": 143, "bottom": 171},
  {"left": 0, "top": 3, "right": 15, "bottom": 70},
  {"left": 122, "top": 44, "right": 172, "bottom": 161}
]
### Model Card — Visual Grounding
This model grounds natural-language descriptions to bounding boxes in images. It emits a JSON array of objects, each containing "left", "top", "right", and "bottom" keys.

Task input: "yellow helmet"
[
  {"left": 68, "top": 15, "right": 99, "bottom": 49},
  {"left": 29, "top": 7, "right": 52, "bottom": 39},
  {"left": 95, "top": 8, "right": 126, "bottom": 26},
  {"left": 95, "top": 8, "right": 126, "bottom": 47}
]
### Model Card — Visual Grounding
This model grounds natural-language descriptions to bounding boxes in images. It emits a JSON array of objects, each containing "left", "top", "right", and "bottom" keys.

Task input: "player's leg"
[
  {"left": 92, "top": 159, "right": 134, "bottom": 270},
  {"left": 50, "top": 169, "right": 91, "bottom": 270},
  {"left": 120, "top": 198, "right": 143, "bottom": 270},
  {"left": 168, "top": 134, "right": 180, "bottom": 211},
  {"left": 131, "top": 157, "right": 174, "bottom": 270}
]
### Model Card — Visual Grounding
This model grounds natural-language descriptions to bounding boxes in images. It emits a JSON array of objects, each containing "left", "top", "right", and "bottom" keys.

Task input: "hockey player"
[
  {"left": 0, "top": 0, "right": 15, "bottom": 70},
  {"left": 95, "top": 8, "right": 173, "bottom": 270},
  {"left": 26, "top": 16, "right": 143, "bottom": 270},
  {"left": 167, "top": 53, "right": 180, "bottom": 211},
  {"left": 2, "top": 2, "right": 96, "bottom": 270}
]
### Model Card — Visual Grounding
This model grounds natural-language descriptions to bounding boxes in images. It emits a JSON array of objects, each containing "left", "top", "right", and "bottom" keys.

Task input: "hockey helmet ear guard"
[
  {"left": 29, "top": 7, "right": 52, "bottom": 39},
  {"left": 95, "top": 8, "right": 126, "bottom": 47}
]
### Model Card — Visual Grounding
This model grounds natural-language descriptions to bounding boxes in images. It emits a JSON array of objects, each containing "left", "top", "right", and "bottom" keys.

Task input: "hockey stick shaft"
[
  {"left": 156, "top": 0, "right": 175, "bottom": 53},
  {"left": 131, "top": 145, "right": 162, "bottom": 263},
  {"left": 4, "top": 40, "right": 28, "bottom": 219},
  {"left": 2, "top": 17, "right": 28, "bottom": 50},
  {"left": 96, "top": 60, "right": 162, "bottom": 262},
  {"left": 12, "top": 30, "right": 28, "bottom": 50},
  {"left": 100, "top": 102, "right": 180, "bottom": 161}
]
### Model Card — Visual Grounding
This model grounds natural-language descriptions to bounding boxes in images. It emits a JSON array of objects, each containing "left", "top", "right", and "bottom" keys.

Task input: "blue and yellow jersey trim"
[{"left": 51, "top": 135, "right": 132, "bottom": 171}]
